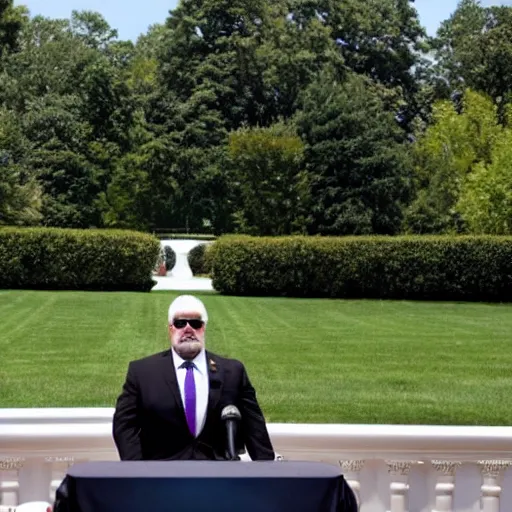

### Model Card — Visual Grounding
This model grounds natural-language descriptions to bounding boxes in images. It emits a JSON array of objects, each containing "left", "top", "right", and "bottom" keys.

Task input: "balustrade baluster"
[
  {"left": 0, "top": 458, "right": 23, "bottom": 508},
  {"left": 47, "top": 456, "right": 74, "bottom": 502},
  {"left": 386, "top": 460, "right": 413, "bottom": 512},
  {"left": 431, "top": 460, "right": 461, "bottom": 512},
  {"left": 339, "top": 460, "right": 365, "bottom": 506},
  {"left": 17, "top": 458, "right": 52, "bottom": 504},
  {"left": 478, "top": 460, "right": 511, "bottom": 512}
]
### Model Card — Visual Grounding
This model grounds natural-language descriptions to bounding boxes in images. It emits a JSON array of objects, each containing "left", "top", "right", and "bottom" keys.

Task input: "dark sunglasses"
[{"left": 172, "top": 318, "right": 205, "bottom": 329}]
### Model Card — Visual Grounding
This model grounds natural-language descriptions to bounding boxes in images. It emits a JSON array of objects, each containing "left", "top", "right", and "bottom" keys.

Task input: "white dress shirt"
[{"left": 172, "top": 348, "right": 209, "bottom": 436}]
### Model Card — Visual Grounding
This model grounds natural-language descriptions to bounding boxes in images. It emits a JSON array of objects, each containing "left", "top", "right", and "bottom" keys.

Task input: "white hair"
[{"left": 168, "top": 295, "right": 209, "bottom": 324}]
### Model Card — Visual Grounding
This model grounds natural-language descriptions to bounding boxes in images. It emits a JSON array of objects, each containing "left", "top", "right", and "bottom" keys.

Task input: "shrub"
[
  {"left": 164, "top": 246, "right": 176, "bottom": 272},
  {"left": 209, "top": 235, "right": 512, "bottom": 301},
  {"left": 188, "top": 242, "right": 210, "bottom": 275},
  {"left": 0, "top": 227, "right": 160, "bottom": 291}
]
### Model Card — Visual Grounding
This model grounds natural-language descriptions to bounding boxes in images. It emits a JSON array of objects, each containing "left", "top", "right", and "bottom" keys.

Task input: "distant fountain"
[
  {"left": 152, "top": 239, "right": 213, "bottom": 291},
  {"left": 161, "top": 239, "right": 204, "bottom": 279}
]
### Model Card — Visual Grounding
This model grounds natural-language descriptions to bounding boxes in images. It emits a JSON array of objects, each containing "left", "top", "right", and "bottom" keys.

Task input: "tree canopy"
[{"left": 1, "top": 0, "right": 512, "bottom": 235}]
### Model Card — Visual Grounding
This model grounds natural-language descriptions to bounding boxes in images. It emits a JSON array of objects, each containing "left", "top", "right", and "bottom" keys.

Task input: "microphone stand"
[{"left": 226, "top": 420, "right": 241, "bottom": 461}]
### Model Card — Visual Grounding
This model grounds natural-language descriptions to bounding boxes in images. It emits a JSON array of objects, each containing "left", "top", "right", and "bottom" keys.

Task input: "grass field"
[{"left": 1, "top": 290, "right": 511, "bottom": 426}]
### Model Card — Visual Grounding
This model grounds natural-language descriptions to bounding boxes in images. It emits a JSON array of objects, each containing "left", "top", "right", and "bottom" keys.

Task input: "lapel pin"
[{"left": 209, "top": 359, "right": 217, "bottom": 372}]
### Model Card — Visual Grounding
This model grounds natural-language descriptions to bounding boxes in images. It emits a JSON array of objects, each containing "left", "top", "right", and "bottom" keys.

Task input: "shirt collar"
[{"left": 172, "top": 347, "right": 207, "bottom": 375}]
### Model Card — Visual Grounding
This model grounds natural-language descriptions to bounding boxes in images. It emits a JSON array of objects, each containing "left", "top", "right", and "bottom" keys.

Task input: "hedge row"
[
  {"left": 0, "top": 227, "right": 161, "bottom": 291},
  {"left": 209, "top": 235, "right": 512, "bottom": 301}
]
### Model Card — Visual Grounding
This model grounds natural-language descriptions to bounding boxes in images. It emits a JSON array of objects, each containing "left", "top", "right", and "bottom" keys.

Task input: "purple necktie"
[{"left": 182, "top": 361, "right": 196, "bottom": 436}]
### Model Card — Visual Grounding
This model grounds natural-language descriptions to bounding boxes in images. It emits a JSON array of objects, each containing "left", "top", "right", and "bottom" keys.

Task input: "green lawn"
[{"left": 1, "top": 290, "right": 511, "bottom": 426}]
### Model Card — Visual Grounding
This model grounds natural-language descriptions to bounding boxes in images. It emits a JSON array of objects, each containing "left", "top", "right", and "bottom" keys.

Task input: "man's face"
[{"left": 169, "top": 310, "right": 205, "bottom": 360}]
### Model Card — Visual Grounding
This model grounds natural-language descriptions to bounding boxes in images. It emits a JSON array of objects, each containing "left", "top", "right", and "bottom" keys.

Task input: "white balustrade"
[
  {"left": 432, "top": 460, "right": 461, "bottom": 512},
  {"left": 478, "top": 460, "right": 511, "bottom": 512},
  {"left": 2, "top": 409, "right": 512, "bottom": 511},
  {"left": 340, "top": 460, "right": 365, "bottom": 506},
  {"left": 386, "top": 460, "right": 413, "bottom": 512}
]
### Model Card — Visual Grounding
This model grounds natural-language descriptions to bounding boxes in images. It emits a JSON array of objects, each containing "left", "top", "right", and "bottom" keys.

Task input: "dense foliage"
[{"left": 1, "top": 0, "right": 511, "bottom": 236}]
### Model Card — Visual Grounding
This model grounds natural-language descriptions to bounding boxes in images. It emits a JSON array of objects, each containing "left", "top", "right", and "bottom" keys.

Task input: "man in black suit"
[{"left": 113, "top": 294, "right": 275, "bottom": 461}]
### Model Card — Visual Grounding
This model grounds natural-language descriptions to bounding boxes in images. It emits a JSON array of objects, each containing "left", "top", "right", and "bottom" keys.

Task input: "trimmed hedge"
[
  {"left": 188, "top": 243, "right": 210, "bottom": 275},
  {"left": 153, "top": 232, "right": 216, "bottom": 241},
  {"left": 164, "top": 246, "right": 176, "bottom": 272},
  {"left": 0, "top": 227, "right": 160, "bottom": 291},
  {"left": 209, "top": 235, "right": 512, "bottom": 301}
]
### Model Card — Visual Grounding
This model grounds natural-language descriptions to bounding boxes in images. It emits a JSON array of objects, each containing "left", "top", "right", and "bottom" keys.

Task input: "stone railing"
[{"left": 2, "top": 409, "right": 512, "bottom": 511}]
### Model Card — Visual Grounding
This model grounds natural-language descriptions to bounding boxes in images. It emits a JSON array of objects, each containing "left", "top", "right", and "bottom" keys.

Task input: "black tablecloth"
[{"left": 54, "top": 461, "right": 357, "bottom": 512}]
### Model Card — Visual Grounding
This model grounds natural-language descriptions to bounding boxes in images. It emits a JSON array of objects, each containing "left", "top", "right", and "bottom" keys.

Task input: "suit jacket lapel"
[
  {"left": 162, "top": 350, "right": 187, "bottom": 423},
  {"left": 206, "top": 351, "right": 223, "bottom": 416}
]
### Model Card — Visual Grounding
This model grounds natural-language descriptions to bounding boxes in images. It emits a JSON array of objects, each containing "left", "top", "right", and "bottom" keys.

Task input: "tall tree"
[
  {"left": 22, "top": 94, "right": 102, "bottom": 227},
  {"left": 321, "top": 0, "right": 425, "bottom": 91},
  {"left": 434, "top": 0, "right": 512, "bottom": 115},
  {"left": 404, "top": 90, "right": 502, "bottom": 233},
  {"left": 0, "top": 13, "right": 136, "bottom": 227},
  {"left": 457, "top": 130, "right": 512, "bottom": 235},
  {"left": 228, "top": 122, "right": 309, "bottom": 235},
  {"left": 297, "top": 71, "right": 412, "bottom": 235},
  {"left": 257, "top": 0, "right": 344, "bottom": 120},
  {"left": 0, "top": 108, "right": 41, "bottom": 225},
  {"left": 0, "top": 0, "right": 27, "bottom": 60},
  {"left": 159, "top": 0, "right": 276, "bottom": 132},
  {"left": 0, "top": 16, "right": 96, "bottom": 109},
  {"left": 100, "top": 134, "right": 176, "bottom": 230},
  {"left": 137, "top": 0, "right": 278, "bottom": 232},
  {"left": 70, "top": 10, "right": 118, "bottom": 50},
  {"left": 283, "top": 0, "right": 428, "bottom": 129}
]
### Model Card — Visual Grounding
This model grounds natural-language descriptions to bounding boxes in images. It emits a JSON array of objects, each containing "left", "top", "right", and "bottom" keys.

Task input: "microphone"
[{"left": 221, "top": 405, "right": 241, "bottom": 461}]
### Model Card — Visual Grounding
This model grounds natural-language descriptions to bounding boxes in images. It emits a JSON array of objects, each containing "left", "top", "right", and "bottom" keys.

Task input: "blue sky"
[{"left": 12, "top": 0, "right": 512, "bottom": 42}]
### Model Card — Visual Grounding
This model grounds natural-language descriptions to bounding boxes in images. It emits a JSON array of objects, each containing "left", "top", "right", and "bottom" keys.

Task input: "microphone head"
[{"left": 221, "top": 404, "right": 241, "bottom": 421}]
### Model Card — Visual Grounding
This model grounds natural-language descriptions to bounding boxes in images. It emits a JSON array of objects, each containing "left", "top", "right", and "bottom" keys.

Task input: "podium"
[{"left": 54, "top": 461, "right": 357, "bottom": 512}]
